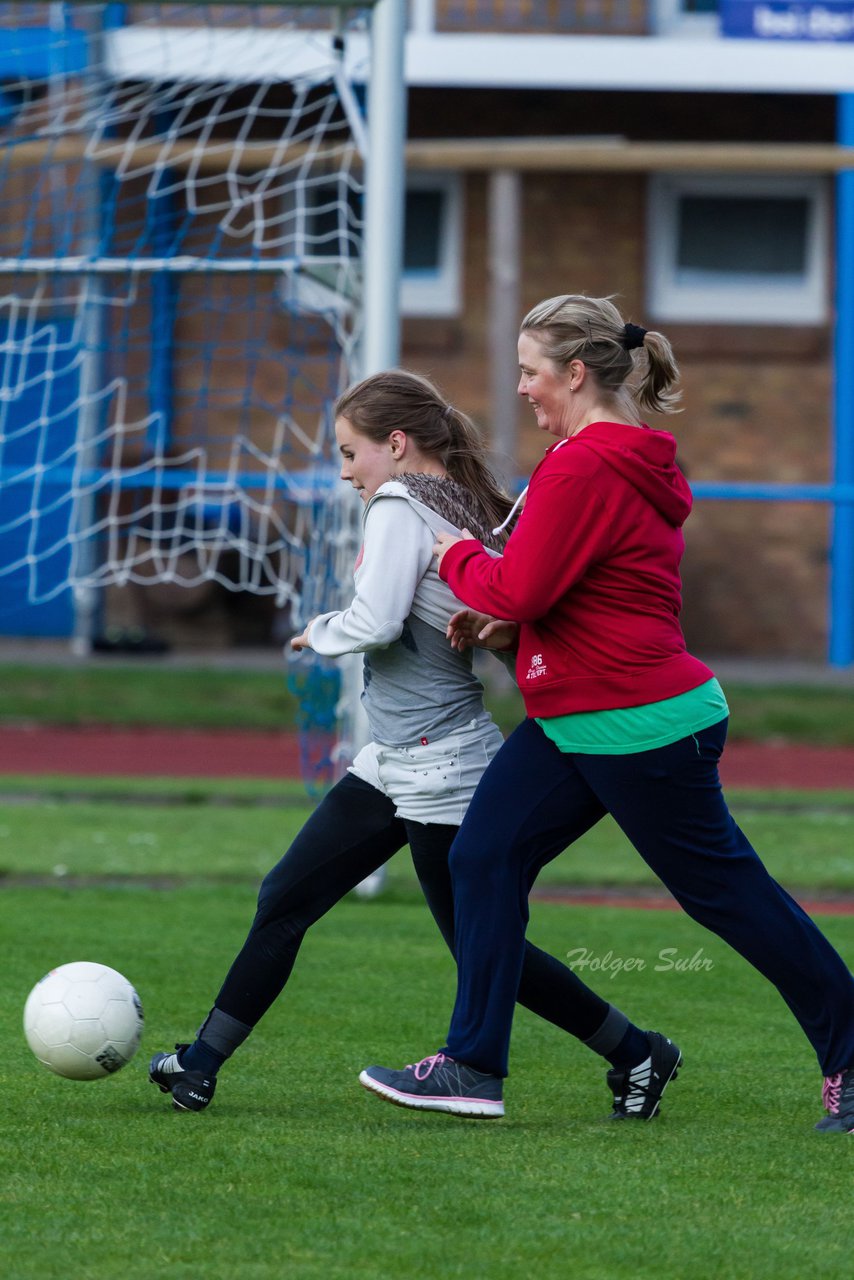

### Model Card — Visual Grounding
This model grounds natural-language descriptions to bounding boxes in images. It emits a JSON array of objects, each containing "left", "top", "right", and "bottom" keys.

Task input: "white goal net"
[
  {"left": 0, "top": 2, "right": 383, "bottom": 784},
  {"left": 0, "top": 3, "right": 371, "bottom": 629}
]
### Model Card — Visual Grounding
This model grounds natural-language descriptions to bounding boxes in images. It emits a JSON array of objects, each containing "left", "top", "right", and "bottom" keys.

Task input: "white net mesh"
[{"left": 0, "top": 2, "right": 369, "bottom": 645}]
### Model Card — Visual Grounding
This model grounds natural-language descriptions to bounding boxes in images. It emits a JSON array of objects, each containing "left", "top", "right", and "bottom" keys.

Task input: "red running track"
[
  {"left": 0, "top": 724, "right": 852, "bottom": 787},
  {"left": 3, "top": 725, "right": 852, "bottom": 913}
]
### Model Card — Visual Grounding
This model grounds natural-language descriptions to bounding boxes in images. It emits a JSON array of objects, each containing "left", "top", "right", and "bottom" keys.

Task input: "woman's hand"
[
  {"left": 289, "top": 622, "right": 314, "bottom": 652},
  {"left": 433, "top": 528, "right": 473, "bottom": 573},
  {"left": 446, "top": 609, "right": 519, "bottom": 653}
]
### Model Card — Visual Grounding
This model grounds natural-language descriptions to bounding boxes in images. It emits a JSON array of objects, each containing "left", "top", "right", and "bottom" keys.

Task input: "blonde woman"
[{"left": 361, "top": 298, "right": 854, "bottom": 1134}]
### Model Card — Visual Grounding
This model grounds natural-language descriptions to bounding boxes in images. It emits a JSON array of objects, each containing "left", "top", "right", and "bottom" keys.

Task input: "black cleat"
[
  {"left": 607, "top": 1030, "right": 682, "bottom": 1121},
  {"left": 149, "top": 1044, "right": 216, "bottom": 1113}
]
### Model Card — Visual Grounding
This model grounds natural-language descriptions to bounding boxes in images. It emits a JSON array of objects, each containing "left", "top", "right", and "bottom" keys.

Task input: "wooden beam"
[
  {"left": 1, "top": 137, "right": 353, "bottom": 173},
  {"left": 405, "top": 138, "right": 854, "bottom": 173},
  {"left": 6, "top": 135, "right": 854, "bottom": 174}
]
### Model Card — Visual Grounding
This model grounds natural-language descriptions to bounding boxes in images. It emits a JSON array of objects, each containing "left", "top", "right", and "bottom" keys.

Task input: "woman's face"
[
  {"left": 517, "top": 331, "right": 575, "bottom": 439},
  {"left": 335, "top": 415, "right": 397, "bottom": 503}
]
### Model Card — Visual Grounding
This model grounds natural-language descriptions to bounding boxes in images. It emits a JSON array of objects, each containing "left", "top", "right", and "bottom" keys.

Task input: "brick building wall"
[{"left": 401, "top": 169, "right": 834, "bottom": 659}]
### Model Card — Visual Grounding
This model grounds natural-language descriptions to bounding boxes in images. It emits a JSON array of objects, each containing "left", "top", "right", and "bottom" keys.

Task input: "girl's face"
[
  {"left": 335, "top": 415, "right": 398, "bottom": 503},
  {"left": 517, "top": 331, "right": 575, "bottom": 439}
]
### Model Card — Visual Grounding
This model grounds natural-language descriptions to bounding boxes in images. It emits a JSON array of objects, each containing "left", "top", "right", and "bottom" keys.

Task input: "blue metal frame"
[
  {"left": 146, "top": 162, "right": 178, "bottom": 457},
  {"left": 830, "top": 93, "right": 854, "bottom": 666},
  {"left": 692, "top": 483, "right": 854, "bottom": 502}
]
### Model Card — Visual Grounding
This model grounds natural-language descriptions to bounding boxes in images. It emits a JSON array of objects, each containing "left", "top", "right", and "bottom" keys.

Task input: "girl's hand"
[
  {"left": 446, "top": 609, "right": 519, "bottom": 653},
  {"left": 290, "top": 622, "right": 314, "bottom": 652},
  {"left": 433, "top": 528, "right": 474, "bottom": 572}
]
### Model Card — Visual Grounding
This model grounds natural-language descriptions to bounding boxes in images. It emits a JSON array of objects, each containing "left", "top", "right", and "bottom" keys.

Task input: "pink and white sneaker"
[
  {"left": 815, "top": 1068, "right": 854, "bottom": 1132},
  {"left": 359, "top": 1052, "right": 504, "bottom": 1118}
]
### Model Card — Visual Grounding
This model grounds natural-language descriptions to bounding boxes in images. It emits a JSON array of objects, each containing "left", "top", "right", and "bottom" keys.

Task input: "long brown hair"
[
  {"left": 521, "top": 294, "right": 681, "bottom": 417},
  {"left": 334, "top": 369, "right": 513, "bottom": 534}
]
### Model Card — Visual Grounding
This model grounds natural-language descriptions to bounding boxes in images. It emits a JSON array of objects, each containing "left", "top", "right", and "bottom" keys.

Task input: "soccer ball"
[{"left": 23, "top": 961, "right": 144, "bottom": 1081}]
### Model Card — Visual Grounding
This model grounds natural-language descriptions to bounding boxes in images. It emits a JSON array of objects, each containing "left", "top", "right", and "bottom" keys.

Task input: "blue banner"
[{"left": 720, "top": 0, "right": 854, "bottom": 38}]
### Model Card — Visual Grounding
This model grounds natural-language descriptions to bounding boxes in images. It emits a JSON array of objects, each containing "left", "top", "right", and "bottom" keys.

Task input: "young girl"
[{"left": 150, "top": 369, "right": 677, "bottom": 1118}]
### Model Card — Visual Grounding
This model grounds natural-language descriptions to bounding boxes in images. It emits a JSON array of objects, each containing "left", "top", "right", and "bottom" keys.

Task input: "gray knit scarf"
[{"left": 394, "top": 473, "right": 505, "bottom": 553}]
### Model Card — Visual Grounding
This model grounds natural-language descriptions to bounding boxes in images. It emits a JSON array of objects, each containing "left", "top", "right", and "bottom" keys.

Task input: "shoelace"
[
  {"left": 822, "top": 1072, "right": 843, "bottom": 1115},
  {"left": 619, "top": 1056, "right": 653, "bottom": 1109},
  {"left": 407, "top": 1053, "right": 447, "bottom": 1081}
]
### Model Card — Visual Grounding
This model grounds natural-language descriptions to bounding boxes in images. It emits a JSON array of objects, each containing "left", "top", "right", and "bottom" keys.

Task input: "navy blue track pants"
[
  {"left": 213, "top": 772, "right": 613, "bottom": 1044},
  {"left": 443, "top": 716, "right": 854, "bottom": 1078}
]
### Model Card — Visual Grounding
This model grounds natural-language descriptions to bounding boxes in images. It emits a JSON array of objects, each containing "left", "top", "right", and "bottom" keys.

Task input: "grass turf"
[
  {"left": 2, "top": 782, "right": 854, "bottom": 1278},
  {"left": 4, "top": 661, "right": 854, "bottom": 1273},
  {"left": 2, "top": 885, "right": 852, "bottom": 1280},
  {"left": 3, "top": 659, "right": 854, "bottom": 743},
  {"left": 2, "top": 789, "right": 854, "bottom": 891},
  {"left": 0, "top": 662, "right": 301, "bottom": 731}
]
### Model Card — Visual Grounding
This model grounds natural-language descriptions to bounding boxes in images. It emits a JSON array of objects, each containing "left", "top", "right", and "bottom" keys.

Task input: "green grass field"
[
  {"left": 2, "top": 775, "right": 854, "bottom": 891},
  {"left": 2, "top": 665, "right": 853, "bottom": 1276},
  {"left": 2, "top": 780, "right": 853, "bottom": 1279},
  {"left": 3, "top": 659, "right": 854, "bottom": 742}
]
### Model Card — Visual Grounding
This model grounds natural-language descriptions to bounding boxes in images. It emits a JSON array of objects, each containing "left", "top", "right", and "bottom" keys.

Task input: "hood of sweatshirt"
[
  {"left": 363, "top": 476, "right": 500, "bottom": 636},
  {"left": 557, "top": 422, "right": 692, "bottom": 528}
]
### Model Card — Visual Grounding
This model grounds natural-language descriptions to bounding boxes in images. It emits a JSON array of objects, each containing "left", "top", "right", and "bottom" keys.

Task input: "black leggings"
[{"left": 213, "top": 771, "right": 612, "bottom": 1043}]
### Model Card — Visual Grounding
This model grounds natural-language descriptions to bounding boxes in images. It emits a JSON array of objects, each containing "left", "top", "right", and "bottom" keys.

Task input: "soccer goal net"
[{"left": 0, "top": 2, "right": 383, "bottom": 788}]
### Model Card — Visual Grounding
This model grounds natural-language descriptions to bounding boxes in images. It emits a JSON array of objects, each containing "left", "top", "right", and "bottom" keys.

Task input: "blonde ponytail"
[{"left": 521, "top": 294, "right": 682, "bottom": 419}]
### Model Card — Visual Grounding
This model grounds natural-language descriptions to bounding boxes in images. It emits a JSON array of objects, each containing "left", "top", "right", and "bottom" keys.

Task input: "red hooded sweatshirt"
[{"left": 439, "top": 421, "right": 714, "bottom": 718}]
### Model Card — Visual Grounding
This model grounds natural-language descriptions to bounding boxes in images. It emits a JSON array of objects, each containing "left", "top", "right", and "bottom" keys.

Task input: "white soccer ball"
[{"left": 23, "top": 961, "right": 144, "bottom": 1081}]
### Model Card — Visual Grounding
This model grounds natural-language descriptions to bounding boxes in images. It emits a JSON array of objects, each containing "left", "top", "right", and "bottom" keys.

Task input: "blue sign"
[
  {"left": 0, "top": 27, "right": 88, "bottom": 78},
  {"left": 720, "top": 0, "right": 854, "bottom": 39}
]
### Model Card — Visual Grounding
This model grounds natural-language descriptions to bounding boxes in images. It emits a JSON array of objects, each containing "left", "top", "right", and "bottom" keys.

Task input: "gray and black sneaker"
[
  {"left": 360, "top": 1052, "right": 504, "bottom": 1118},
  {"left": 149, "top": 1044, "right": 216, "bottom": 1113},
  {"left": 607, "top": 1030, "right": 682, "bottom": 1121},
  {"left": 815, "top": 1067, "right": 854, "bottom": 1133}
]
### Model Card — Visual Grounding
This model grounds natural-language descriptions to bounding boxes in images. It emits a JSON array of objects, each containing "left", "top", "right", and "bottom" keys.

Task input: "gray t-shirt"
[
  {"left": 360, "top": 610, "right": 485, "bottom": 746},
  {"left": 307, "top": 478, "right": 499, "bottom": 747}
]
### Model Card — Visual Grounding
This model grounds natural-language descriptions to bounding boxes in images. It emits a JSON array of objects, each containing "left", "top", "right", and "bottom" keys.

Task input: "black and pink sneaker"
[
  {"left": 359, "top": 1052, "right": 504, "bottom": 1118},
  {"left": 815, "top": 1068, "right": 854, "bottom": 1132}
]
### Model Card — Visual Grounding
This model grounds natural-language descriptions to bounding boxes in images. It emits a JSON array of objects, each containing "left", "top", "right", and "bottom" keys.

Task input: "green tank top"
[{"left": 537, "top": 678, "right": 729, "bottom": 755}]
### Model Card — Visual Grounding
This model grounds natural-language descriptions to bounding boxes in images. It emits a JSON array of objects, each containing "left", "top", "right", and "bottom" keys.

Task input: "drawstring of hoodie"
[
  {"left": 492, "top": 485, "right": 528, "bottom": 536},
  {"left": 493, "top": 439, "right": 571, "bottom": 536}
]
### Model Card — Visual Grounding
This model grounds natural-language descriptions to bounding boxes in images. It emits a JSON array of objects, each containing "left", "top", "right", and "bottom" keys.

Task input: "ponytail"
[
  {"left": 635, "top": 329, "right": 682, "bottom": 416},
  {"left": 443, "top": 406, "right": 514, "bottom": 539},
  {"left": 334, "top": 369, "right": 514, "bottom": 540}
]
